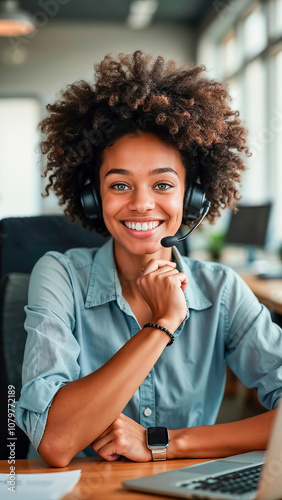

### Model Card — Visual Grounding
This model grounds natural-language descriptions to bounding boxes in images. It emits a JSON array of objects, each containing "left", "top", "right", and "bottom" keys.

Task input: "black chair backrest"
[
  {"left": 0, "top": 274, "right": 30, "bottom": 459},
  {"left": 0, "top": 215, "right": 108, "bottom": 280},
  {"left": 0, "top": 215, "right": 108, "bottom": 459}
]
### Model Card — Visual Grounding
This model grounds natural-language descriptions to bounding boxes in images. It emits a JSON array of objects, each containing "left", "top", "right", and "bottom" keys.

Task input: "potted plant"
[{"left": 208, "top": 230, "right": 226, "bottom": 261}]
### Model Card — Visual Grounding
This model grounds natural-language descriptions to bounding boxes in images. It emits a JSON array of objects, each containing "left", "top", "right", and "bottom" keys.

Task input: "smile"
[{"left": 123, "top": 221, "right": 162, "bottom": 231}]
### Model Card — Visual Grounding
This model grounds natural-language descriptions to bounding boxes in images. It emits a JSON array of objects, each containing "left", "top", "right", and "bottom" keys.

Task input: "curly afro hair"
[{"left": 40, "top": 50, "right": 250, "bottom": 236}]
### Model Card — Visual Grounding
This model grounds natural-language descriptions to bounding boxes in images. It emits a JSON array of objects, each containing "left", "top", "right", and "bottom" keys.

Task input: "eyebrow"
[{"left": 104, "top": 167, "right": 179, "bottom": 179}]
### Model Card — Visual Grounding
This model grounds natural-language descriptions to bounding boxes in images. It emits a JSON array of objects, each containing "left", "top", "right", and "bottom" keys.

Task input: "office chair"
[
  {"left": 0, "top": 214, "right": 109, "bottom": 459},
  {"left": 0, "top": 214, "right": 108, "bottom": 280},
  {"left": 0, "top": 273, "right": 31, "bottom": 459}
]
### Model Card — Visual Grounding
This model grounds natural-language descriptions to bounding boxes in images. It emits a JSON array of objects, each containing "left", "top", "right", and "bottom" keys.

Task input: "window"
[
  {"left": 0, "top": 97, "right": 41, "bottom": 218},
  {"left": 269, "top": 0, "right": 282, "bottom": 38},
  {"left": 242, "top": 58, "right": 266, "bottom": 202},
  {"left": 271, "top": 49, "right": 282, "bottom": 240},
  {"left": 243, "top": 3, "right": 267, "bottom": 59},
  {"left": 221, "top": 29, "right": 240, "bottom": 77},
  {"left": 197, "top": 0, "right": 282, "bottom": 243}
]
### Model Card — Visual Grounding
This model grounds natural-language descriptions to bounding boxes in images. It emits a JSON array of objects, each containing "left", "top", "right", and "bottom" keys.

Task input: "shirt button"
[
  {"left": 144, "top": 407, "right": 152, "bottom": 417},
  {"left": 120, "top": 302, "right": 124, "bottom": 309}
]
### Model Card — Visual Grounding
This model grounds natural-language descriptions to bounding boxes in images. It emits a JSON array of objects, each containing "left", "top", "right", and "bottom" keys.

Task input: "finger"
[
  {"left": 96, "top": 441, "right": 122, "bottom": 462},
  {"left": 137, "top": 268, "right": 186, "bottom": 288},
  {"left": 163, "top": 271, "right": 188, "bottom": 289},
  {"left": 93, "top": 413, "right": 131, "bottom": 450},
  {"left": 142, "top": 265, "right": 178, "bottom": 280},
  {"left": 106, "top": 453, "right": 121, "bottom": 461},
  {"left": 146, "top": 269, "right": 188, "bottom": 290},
  {"left": 92, "top": 433, "right": 113, "bottom": 453},
  {"left": 144, "top": 266, "right": 180, "bottom": 277},
  {"left": 137, "top": 267, "right": 178, "bottom": 286},
  {"left": 142, "top": 259, "right": 176, "bottom": 275},
  {"left": 178, "top": 273, "right": 188, "bottom": 291},
  {"left": 93, "top": 424, "right": 113, "bottom": 442},
  {"left": 93, "top": 413, "right": 127, "bottom": 441},
  {"left": 137, "top": 262, "right": 176, "bottom": 284}
]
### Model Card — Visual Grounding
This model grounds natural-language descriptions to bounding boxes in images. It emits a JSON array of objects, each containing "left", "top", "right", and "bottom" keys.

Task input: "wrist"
[
  {"left": 150, "top": 317, "right": 179, "bottom": 333},
  {"left": 166, "top": 429, "right": 187, "bottom": 459},
  {"left": 143, "top": 322, "right": 174, "bottom": 346}
]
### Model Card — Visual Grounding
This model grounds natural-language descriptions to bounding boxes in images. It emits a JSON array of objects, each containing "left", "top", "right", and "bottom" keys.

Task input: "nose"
[{"left": 127, "top": 186, "right": 155, "bottom": 213}]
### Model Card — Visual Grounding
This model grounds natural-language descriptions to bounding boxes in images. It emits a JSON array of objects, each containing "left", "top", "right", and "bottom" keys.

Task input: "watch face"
[{"left": 147, "top": 427, "right": 169, "bottom": 447}]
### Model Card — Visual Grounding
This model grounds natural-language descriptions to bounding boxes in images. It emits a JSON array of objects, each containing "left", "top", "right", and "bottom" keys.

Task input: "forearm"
[
  {"left": 168, "top": 410, "right": 277, "bottom": 459},
  {"left": 39, "top": 320, "right": 174, "bottom": 467}
]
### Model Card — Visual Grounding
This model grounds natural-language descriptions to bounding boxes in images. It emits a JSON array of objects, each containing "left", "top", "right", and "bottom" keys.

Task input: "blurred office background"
[
  {"left": 0, "top": 0, "right": 282, "bottom": 262},
  {"left": 1, "top": 1, "right": 282, "bottom": 450}
]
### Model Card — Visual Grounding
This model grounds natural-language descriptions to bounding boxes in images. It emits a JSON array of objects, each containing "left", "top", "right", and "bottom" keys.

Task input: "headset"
[{"left": 80, "top": 181, "right": 211, "bottom": 247}]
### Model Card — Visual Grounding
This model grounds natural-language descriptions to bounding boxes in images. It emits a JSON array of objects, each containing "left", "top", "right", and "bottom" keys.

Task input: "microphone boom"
[{"left": 161, "top": 202, "right": 211, "bottom": 248}]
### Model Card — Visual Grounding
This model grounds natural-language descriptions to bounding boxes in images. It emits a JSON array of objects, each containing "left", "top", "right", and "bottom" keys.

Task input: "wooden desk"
[
  {"left": 240, "top": 274, "right": 282, "bottom": 315},
  {"left": 0, "top": 457, "right": 212, "bottom": 500}
]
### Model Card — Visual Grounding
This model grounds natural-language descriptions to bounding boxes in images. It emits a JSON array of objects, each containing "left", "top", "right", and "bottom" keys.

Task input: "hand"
[
  {"left": 137, "top": 259, "right": 188, "bottom": 330},
  {"left": 91, "top": 413, "right": 152, "bottom": 462}
]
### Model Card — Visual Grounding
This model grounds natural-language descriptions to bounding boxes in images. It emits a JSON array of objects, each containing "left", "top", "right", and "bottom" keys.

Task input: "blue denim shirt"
[{"left": 15, "top": 238, "right": 282, "bottom": 454}]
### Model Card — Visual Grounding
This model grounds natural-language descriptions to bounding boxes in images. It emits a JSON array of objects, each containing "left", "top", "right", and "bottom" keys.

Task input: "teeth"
[{"left": 124, "top": 221, "right": 160, "bottom": 231}]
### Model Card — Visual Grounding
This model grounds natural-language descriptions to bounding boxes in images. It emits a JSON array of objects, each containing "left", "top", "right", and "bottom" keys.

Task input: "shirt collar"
[
  {"left": 85, "top": 238, "right": 121, "bottom": 308},
  {"left": 172, "top": 245, "right": 212, "bottom": 311},
  {"left": 85, "top": 237, "right": 212, "bottom": 312}
]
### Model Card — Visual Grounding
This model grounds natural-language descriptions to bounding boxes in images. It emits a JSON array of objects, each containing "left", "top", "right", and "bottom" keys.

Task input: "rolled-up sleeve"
[
  {"left": 15, "top": 252, "right": 81, "bottom": 450},
  {"left": 224, "top": 268, "right": 282, "bottom": 410}
]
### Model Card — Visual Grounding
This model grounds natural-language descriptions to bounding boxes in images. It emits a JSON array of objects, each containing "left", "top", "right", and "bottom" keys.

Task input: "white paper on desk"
[{"left": 0, "top": 469, "right": 81, "bottom": 500}]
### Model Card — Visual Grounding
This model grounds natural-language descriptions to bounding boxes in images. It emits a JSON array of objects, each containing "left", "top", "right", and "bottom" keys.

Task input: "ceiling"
[{"left": 17, "top": 0, "right": 216, "bottom": 27}]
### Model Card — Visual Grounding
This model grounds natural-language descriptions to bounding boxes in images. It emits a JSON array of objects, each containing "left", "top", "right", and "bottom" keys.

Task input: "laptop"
[{"left": 123, "top": 399, "right": 282, "bottom": 500}]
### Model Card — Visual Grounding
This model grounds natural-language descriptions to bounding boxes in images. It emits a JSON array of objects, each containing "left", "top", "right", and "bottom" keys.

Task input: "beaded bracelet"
[{"left": 143, "top": 322, "right": 175, "bottom": 346}]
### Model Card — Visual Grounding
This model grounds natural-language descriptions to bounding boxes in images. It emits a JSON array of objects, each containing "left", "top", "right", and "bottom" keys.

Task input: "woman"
[{"left": 16, "top": 51, "right": 282, "bottom": 467}]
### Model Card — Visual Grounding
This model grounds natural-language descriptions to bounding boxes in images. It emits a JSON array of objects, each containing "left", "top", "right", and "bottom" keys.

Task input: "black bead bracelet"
[{"left": 143, "top": 323, "right": 174, "bottom": 346}]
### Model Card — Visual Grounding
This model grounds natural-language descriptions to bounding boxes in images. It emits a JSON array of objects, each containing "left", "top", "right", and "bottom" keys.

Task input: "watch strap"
[{"left": 151, "top": 447, "right": 167, "bottom": 461}]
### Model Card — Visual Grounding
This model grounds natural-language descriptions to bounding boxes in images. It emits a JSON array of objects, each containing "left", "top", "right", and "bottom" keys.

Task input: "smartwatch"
[{"left": 146, "top": 427, "right": 169, "bottom": 461}]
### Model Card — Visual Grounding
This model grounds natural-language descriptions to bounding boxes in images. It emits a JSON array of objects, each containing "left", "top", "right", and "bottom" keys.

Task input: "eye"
[
  {"left": 111, "top": 183, "right": 130, "bottom": 191},
  {"left": 154, "top": 183, "right": 173, "bottom": 191}
]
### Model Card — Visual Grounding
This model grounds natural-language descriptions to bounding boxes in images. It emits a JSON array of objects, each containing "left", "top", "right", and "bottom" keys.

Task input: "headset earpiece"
[
  {"left": 80, "top": 182, "right": 103, "bottom": 219},
  {"left": 183, "top": 182, "right": 207, "bottom": 220}
]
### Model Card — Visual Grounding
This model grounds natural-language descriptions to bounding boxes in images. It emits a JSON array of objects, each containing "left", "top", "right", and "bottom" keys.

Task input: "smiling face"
[{"left": 99, "top": 133, "right": 186, "bottom": 261}]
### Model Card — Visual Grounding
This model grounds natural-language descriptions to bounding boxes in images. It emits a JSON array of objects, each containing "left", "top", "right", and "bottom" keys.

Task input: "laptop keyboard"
[{"left": 180, "top": 463, "right": 262, "bottom": 494}]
